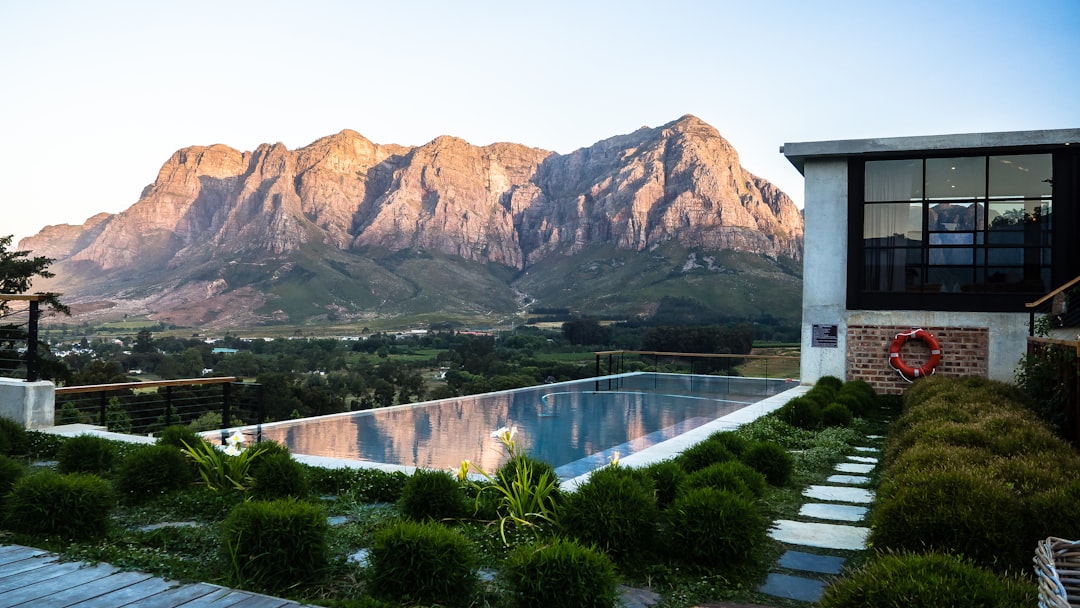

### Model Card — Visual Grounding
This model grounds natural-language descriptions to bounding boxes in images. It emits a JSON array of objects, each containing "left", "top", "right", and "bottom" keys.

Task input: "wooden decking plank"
[
  {"left": 0, "top": 563, "right": 119, "bottom": 605},
  {"left": 118, "top": 582, "right": 223, "bottom": 607},
  {"left": 0, "top": 560, "right": 85, "bottom": 593},
  {"left": 170, "top": 586, "right": 249, "bottom": 607},
  {"left": 9, "top": 569, "right": 154, "bottom": 607},
  {"left": 0, "top": 553, "right": 60, "bottom": 579},
  {"left": 66, "top": 576, "right": 178, "bottom": 608},
  {"left": 0, "top": 545, "right": 51, "bottom": 565},
  {"left": 225, "top": 593, "right": 303, "bottom": 607}
]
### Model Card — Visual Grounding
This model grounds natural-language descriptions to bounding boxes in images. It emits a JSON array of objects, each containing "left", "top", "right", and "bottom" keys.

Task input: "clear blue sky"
[{"left": 2, "top": 0, "right": 1078, "bottom": 246}]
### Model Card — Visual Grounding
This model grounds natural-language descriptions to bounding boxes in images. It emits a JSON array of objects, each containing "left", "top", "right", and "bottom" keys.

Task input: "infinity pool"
[{"left": 250, "top": 373, "right": 792, "bottom": 479}]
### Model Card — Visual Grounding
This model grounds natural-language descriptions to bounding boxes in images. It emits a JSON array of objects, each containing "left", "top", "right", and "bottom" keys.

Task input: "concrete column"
[
  {"left": 800, "top": 158, "right": 850, "bottom": 383},
  {"left": 0, "top": 377, "right": 55, "bottom": 428}
]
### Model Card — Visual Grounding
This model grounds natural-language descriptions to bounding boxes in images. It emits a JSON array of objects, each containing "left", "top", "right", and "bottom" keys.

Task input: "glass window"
[
  {"left": 926, "top": 157, "right": 985, "bottom": 200},
  {"left": 989, "top": 154, "right": 1052, "bottom": 199},
  {"left": 865, "top": 159, "right": 921, "bottom": 201},
  {"left": 857, "top": 152, "right": 1055, "bottom": 306}
]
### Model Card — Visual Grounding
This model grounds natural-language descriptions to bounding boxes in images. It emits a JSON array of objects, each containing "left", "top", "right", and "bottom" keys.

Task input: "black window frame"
[{"left": 848, "top": 147, "right": 1079, "bottom": 312}]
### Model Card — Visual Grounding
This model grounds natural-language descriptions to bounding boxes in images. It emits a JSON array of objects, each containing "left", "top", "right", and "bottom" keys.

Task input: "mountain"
[{"left": 20, "top": 115, "right": 803, "bottom": 330}]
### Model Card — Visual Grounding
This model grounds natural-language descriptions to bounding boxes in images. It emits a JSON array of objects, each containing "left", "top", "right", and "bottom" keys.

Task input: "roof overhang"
[{"left": 781, "top": 128, "right": 1080, "bottom": 175}]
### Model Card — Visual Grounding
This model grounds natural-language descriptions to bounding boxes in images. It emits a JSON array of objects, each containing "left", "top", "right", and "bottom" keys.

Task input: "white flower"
[
  {"left": 224, "top": 444, "right": 241, "bottom": 457},
  {"left": 226, "top": 431, "right": 245, "bottom": 447},
  {"left": 490, "top": 426, "right": 509, "bottom": 439}
]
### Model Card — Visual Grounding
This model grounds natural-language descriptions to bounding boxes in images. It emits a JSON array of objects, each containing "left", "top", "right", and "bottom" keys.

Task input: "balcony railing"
[
  {"left": 1025, "top": 275, "right": 1080, "bottom": 441},
  {"left": 0, "top": 295, "right": 46, "bottom": 381},
  {"left": 54, "top": 377, "right": 265, "bottom": 445}
]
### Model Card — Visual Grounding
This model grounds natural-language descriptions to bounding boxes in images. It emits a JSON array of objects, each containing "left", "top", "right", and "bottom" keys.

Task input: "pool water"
[{"left": 252, "top": 373, "right": 791, "bottom": 479}]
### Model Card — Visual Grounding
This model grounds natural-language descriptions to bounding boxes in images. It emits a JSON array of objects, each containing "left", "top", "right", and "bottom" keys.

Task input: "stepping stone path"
[{"left": 757, "top": 437, "right": 882, "bottom": 604}]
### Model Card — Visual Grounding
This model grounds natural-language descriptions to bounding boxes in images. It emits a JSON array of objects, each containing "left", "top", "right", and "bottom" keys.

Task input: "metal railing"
[
  {"left": 54, "top": 377, "right": 265, "bottom": 444},
  {"left": 592, "top": 349, "right": 800, "bottom": 391},
  {"left": 1027, "top": 274, "right": 1080, "bottom": 338},
  {"left": 1025, "top": 274, "right": 1080, "bottom": 442},
  {"left": 0, "top": 295, "right": 45, "bottom": 381}
]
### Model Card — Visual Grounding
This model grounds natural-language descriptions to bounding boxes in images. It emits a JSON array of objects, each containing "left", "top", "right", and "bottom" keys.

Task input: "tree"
[{"left": 0, "top": 235, "right": 68, "bottom": 317}]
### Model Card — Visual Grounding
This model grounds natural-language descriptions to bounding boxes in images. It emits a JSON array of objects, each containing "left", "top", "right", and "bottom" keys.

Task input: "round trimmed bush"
[
  {"left": 706, "top": 431, "right": 750, "bottom": 457},
  {"left": 675, "top": 439, "right": 734, "bottom": 472},
  {"left": 740, "top": 441, "right": 794, "bottom": 486},
  {"left": 684, "top": 460, "right": 766, "bottom": 499},
  {"left": 221, "top": 498, "right": 329, "bottom": 591},
  {"left": 815, "top": 375, "right": 845, "bottom": 393},
  {"left": 0, "top": 417, "right": 28, "bottom": 455},
  {"left": 818, "top": 552, "right": 1035, "bottom": 608},
  {"left": 503, "top": 538, "right": 618, "bottom": 608},
  {"left": 777, "top": 396, "right": 822, "bottom": 430},
  {"left": 561, "top": 465, "right": 658, "bottom": 564},
  {"left": 114, "top": 444, "right": 191, "bottom": 503},
  {"left": 367, "top": 519, "right": 478, "bottom": 607},
  {"left": 821, "top": 402, "right": 853, "bottom": 427},
  {"left": 251, "top": 452, "right": 309, "bottom": 500},
  {"left": 641, "top": 460, "right": 686, "bottom": 509},
  {"left": 398, "top": 468, "right": 468, "bottom": 521},
  {"left": 664, "top": 487, "right": 767, "bottom": 571},
  {"left": 57, "top": 434, "right": 118, "bottom": 475},
  {"left": 5, "top": 471, "right": 112, "bottom": 540}
]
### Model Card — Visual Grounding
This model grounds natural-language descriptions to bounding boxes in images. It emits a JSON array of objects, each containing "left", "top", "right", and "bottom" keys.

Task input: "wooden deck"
[{"left": 0, "top": 544, "right": 314, "bottom": 607}]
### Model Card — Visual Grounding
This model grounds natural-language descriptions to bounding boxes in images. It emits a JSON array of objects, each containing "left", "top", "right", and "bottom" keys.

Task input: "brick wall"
[{"left": 846, "top": 325, "right": 989, "bottom": 394}]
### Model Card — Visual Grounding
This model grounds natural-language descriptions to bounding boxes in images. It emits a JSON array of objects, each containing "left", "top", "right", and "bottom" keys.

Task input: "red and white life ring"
[{"left": 888, "top": 328, "right": 942, "bottom": 382}]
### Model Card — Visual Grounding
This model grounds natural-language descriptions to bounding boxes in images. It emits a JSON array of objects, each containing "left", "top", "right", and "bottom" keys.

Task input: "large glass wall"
[{"left": 861, "top": 154, "right": 1053, "bottom": 297}]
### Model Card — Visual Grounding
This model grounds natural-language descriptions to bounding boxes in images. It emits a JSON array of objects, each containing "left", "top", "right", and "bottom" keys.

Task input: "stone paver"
[
  {"left": 770, "top": 520, "right": 869, "bottom": 551},
  {"left": 803, "top": 485, "right": 874, "bottom": 504},
  {"left": 777, "top": 550, "right": 845, "bottom": 575},
  {"left": 756, "top": 572, "right": 825, "bottom": 603},
  {"left": 834, "top": 462, "right": 874, "bottom": 474},
  {"left": 854, "top": 446, "right": 878, "bottom": 453},
  {"left": 799, "top": 502, "right": 867, "bottom": 522},
  {"left": 619, "top": 585, "right": 663, "bottom": 608},
  {"left": 846, "top": 455, "right": 878, "bottom": 463},
  {"left": 826, "top": 474, "right": 870, "bottom": 485}
]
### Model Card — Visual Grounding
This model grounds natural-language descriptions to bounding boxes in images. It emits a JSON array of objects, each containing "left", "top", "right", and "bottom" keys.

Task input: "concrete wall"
[
  {"left": 0, "top": 378, "right": 55, "bottom": 428},
  {"left": 799, "top": 158, "right": 849, "bottom": 384},
  {"left": 797, "top": 158, "right": 1030, "bottom": 390}
]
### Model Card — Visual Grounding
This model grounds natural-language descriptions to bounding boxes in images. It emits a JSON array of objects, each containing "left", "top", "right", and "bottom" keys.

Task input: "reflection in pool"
[{"left": 250, "top": 373, "right": 791, "bottom": 479}]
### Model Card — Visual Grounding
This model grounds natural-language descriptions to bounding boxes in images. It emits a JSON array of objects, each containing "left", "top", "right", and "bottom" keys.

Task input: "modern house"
[{"left": 783, "top": 129, "right": 1080, "bottom": 393}]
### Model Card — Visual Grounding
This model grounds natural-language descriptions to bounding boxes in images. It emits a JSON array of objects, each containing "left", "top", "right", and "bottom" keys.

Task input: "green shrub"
[
  {"left": 104, "top": 397, "right": 132, "bottom": 433},
  {"left": 398, "top": 468, "right": 468, "bottom": 522},
  {"left": 114, "top": 444, "right": 191, "bottom": 503},
  {"left": 56, "top": 434, "right": 118, "bottom": 474},
  {"left": 741, "top": 441, "right": 794, "bottom": 486},
  {"left": 815, "top": 375, "right": 845, "bottom": 393},
  {"left": 683, "top": 460, "right": 766, "bottom": 499},
  {"left": 367, "top": 519, "right": 478, "bottom": 607},
  {"left": 57, "top": 401, "right": 85, "bottom": 426},
  {"left": 221, "top": 498, "right": 329, "bottom": 591},
  {"left": 664, "top": 487, "right": 767, "bottom": 572},
  {"left": 818, "top": 552, "right": 1035, "bottom": 608},
  {"left": 0, "top": 454, "right": 24, "bottom": 500},
  {"left": 158, "top": 425, "right": 209, "bottom": 451},
  {"left": 251, "top": 452, "right": 309, "bottom": 500},
  {"left": 4, "top": 471, "right": 112, "bottom": 540},
  {"left": 706, "top": 431, "right": 750, "bottom": 456},
  {"left": 871, "top": 468, "right": 1026, "bottom": 570},
  {"left": 821, "top": 402, "right": 854, "bottom": 427},
  {"left": 561, "top": 465, "right": 658, "bottom": 565},
  {"left": 0, "top": 417, "right": 28, "bottom": 455},
  {"left": 777, "top": 396, "right": 822, "bottom": 430},
  {"left": 641, "top": 460, "right": 686, "bottom": 509},
  {"left": 24, "top": 430, "right": 64, "bottom": 459},
  {"left": 248, "top": 439, "right": 291, "bottom": 468},
  {"left": 675, "top": 438, "right": 734, "bottom": 472},
  {"left": 502, "top": 538, "right": 618, "bottom": 608},
  {"left": 837, "top": 379, "right": 876, "bottom": 415}
]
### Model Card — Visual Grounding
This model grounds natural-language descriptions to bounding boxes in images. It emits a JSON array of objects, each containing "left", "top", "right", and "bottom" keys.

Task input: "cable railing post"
[
  {"left": 221, "top": 381, "right": 232, "bottom": 439},
  {"left": 25, "top": 299, "right": 39, "bottom": 382},
  {"left": 98, "top": 391, "right": 107, "bottom": 426},
  {"left": 164, "top": 386, "right": 173, "bottom": 427},
  {"left": 256, "top": 383, "right": 265, "bottom": 443}
]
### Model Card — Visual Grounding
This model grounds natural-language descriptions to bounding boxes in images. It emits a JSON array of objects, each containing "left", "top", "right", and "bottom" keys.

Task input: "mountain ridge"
[{"left": 21, "top": 115, "right": 803, "bottom": 329}]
